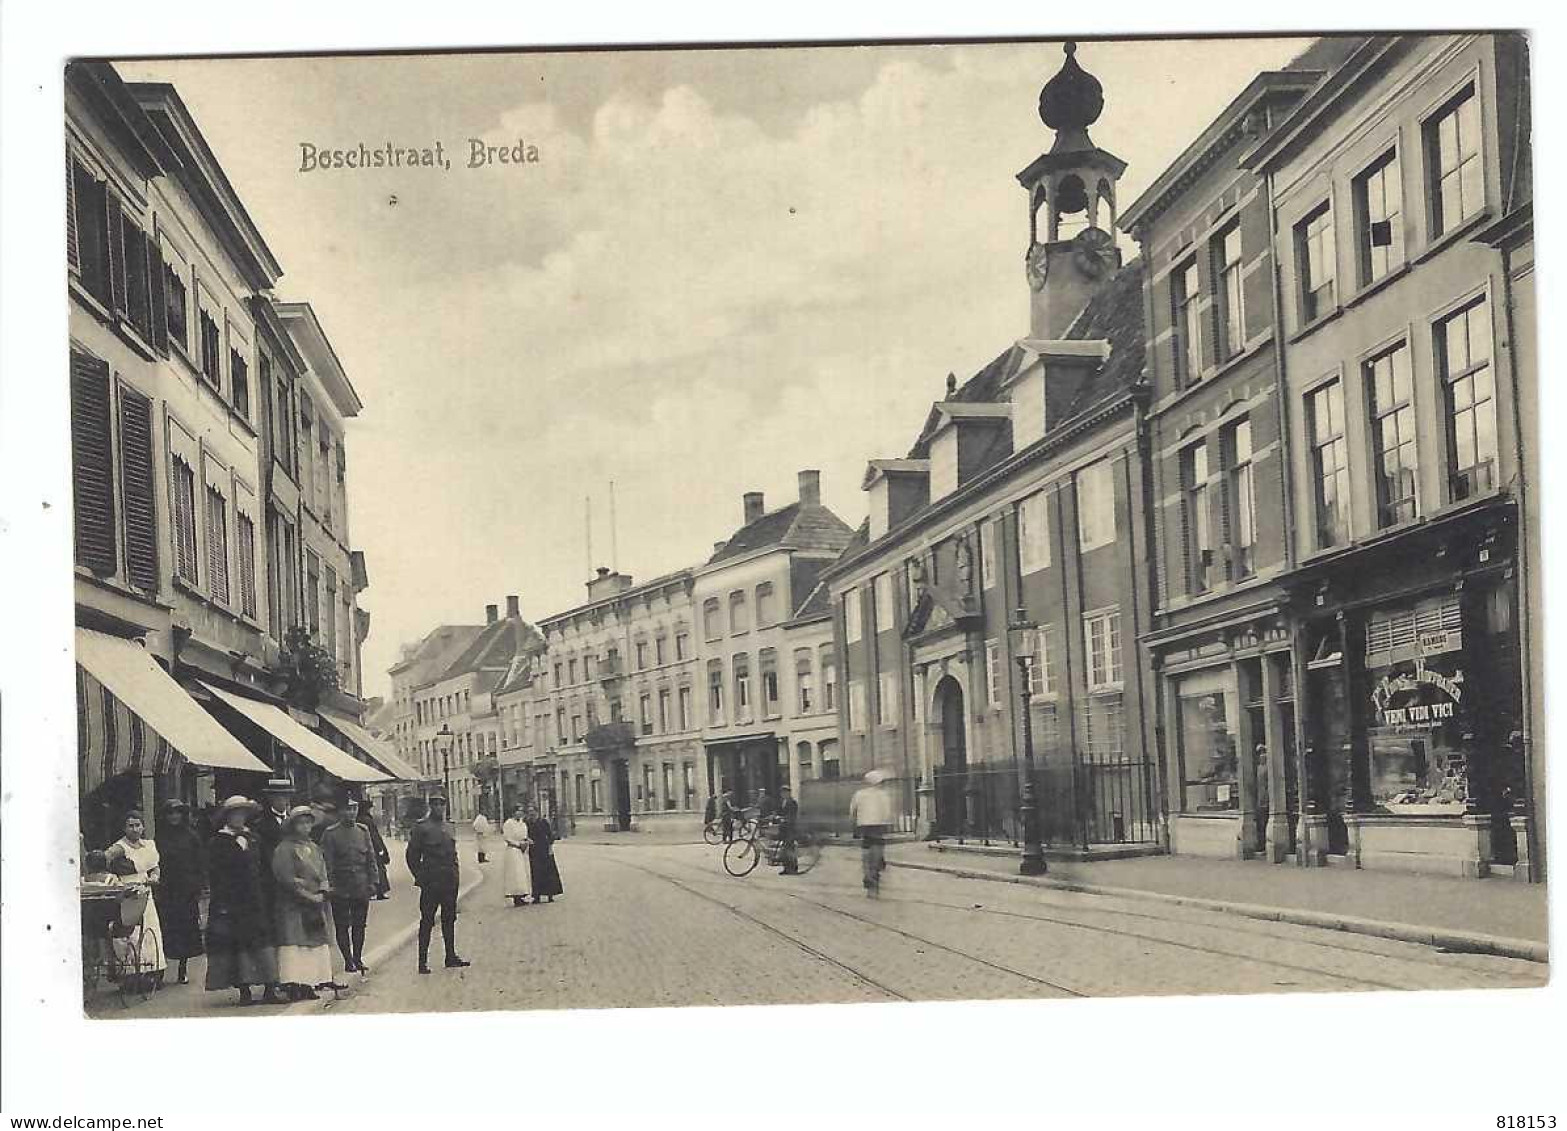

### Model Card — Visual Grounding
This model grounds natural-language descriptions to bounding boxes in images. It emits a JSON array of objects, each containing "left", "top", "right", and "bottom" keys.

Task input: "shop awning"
[
  {"left": 75, "top": 629, "right": 271, "bottom": 793},
  {"left": 198, "top": 681, "right": 389, "bottom": 784},
  {"left": 318, "top": 709, "right": 427, "bottom": 782}
]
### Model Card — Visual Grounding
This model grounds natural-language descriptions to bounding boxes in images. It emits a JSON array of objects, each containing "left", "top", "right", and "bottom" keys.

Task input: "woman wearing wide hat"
[
  {"left": 270, "top": 805, "right": 344, "bottom": 1000},
  {"left": 153, "top": 798, "right": 206, "bottom": 985},
  {"left": 204, "top": 796, "right": 281, "bottom": 1006}
]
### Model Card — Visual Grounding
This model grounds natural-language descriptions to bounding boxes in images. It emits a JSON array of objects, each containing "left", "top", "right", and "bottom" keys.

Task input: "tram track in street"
[{"left": 617, "top": 845, "right": 1522, "bottom": 996}]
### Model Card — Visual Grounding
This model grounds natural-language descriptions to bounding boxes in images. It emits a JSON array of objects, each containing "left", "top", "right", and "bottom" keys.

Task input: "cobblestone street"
[{"left": 321, "top": 841, "right": 1545, "bottom": 1017}]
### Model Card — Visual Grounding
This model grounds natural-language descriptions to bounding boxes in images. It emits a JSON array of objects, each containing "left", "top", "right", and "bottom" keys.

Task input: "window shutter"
[
  {"left": 70, "top": 351, "right": 117, "bottom": 576},
  {"left": 106, "top": 197, "right": 127, "bottom": 316},
  {"left": 148, "top": 248, "right": 168, "bottom": 354},
  {"left": 118, "top": 387, "right": 159, "bottom": 593},
  {"left": 74, "top": 163, "right": 109, "bottom": 303},
  {"left": 66, "top": 154, "right": 80, "bottom": 274}
]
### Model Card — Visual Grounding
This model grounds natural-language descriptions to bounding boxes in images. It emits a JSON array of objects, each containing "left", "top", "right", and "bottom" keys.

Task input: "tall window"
[
  {"left": 848, "top": 681, "right": 866, "bottom": 733},
  {"left": 1076, "top": 459, "right": 1115, "bottom": 551},
  {"left": 1308, "top": 380, "right": 1350, "bottom": 548},
  {"left": 658, "top": 688, "right": 671, "bottom": 732},
  {"left": 1438, "top": 296, "right": 1496, "bottom": 501},
  {"left": 733, "top": 654, "right": 752, "bottom": 720},
  {"left": 675, "top": 631, "right": 690, "bottom": 660},
  {"left": 205, "top": 484, "right": 231, "bottom": 606},
  {"left": 796, "top": 649, "right": 815, "bottom": 713},
  {"left": 198, "top": 310, "right": 222, "bottom": 388},
  {"left": 872, "top": 572, "right": 894, "bottom": 634},
  {"left": 678, "top": 685, "right": 693, "bottom": 730},
  {"left": 638, "top": 693, "right": 652, "bottom": 736},
  {"left": 163, "top": 260, "right": 189, "bottom": 353},
  {"left": 702, "top": 598, "right": 722, "bottom": 641},
  {"left": 1296, "top": 202, "right": 1336, "bottom": 322},
  {"left": 635, "top": 640, "right": 648, "bottom": 670},
  {"left": 821, "top": 648, "right": 837, "bottom": 711},
  {"left": 1425, "top": 85, "right": 1483, "bottom": 238},
  {"left": 655, "top": 635, "right": 667, "bottom": 666},
  {"left": 1182, "top": 440, "right": 1212, "bottom": 594},
  {"left": 843, "top": 588, "right": 862, "bottom": 644},
  {"left": 230, "top": 348, "right": 250, "bottom": 422},
  {"left": 1018, "top": 491, "right": 1051, "bottom": 572},
  {"left": 1355, "top": 149, "right": 1404, "bottom": 285},
  {"left": 1368, "top": 343, "right": 1418, "bottom": 526},
  {"left": 877, "top": 671, "right": 899, "bottom": 726},
  {"left": 237, "top": 513, "right": 258, "bottom": 618},
  {"left": 1027, "top": 628, "right": 1058, "bottom": 698},
  {"left": 323, "top": 569, "right": 338, "bottom": 660},
  {"left": 1214, "top": 222, "right": 1246, "bottom": 358},
  {"left": 707, "top": 660, "right": 725, "bottom": 722},
  {"left": 985, "top": 639, "right": 1002, "bottom": 708},
  {"left": 760, "top": 648, "right": 780, "bottom": 716},
  {"left": 1226, "top": 419, "right": 1257, "bottom": 578},
  {"left": 1084, "top": 609, "right": 1123, "bottom": 690},
  {"left": 1171, "top": 257, "right": 1202, "bottom": 386},
  {"left": 69, "top": 352, "right": 117, "bottom": 577},
  {"left": 755, "top": 582, "right": 778, "bottom": 627},
  {"left": 728, "top": 590, "right": 749, "bottom": 634},
  {"left": 305, "top": 550, "right": 320, "bottom": 635}
]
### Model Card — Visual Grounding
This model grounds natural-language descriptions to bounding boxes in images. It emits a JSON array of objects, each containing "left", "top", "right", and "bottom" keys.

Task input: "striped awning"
[
  {"left": 318, "top": 709, "right": 427, "bottom": 782},
  {"left": 75, "top": 629, "right": 271, "bottom": 795},
  {"left": 199, "top": 682, "right": 390, "bottom": 784}
]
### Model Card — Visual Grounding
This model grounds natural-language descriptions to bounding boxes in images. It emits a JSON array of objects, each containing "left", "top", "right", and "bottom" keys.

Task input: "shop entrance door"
[{"left": 933, "top": 676, "right": 967, "bottom": 837}]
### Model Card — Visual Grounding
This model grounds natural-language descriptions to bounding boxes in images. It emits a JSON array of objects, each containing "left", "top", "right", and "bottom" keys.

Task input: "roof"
[
  {"left": 706, "top": 501, "right": 855, "bottom": 566},
  {"left": 439, "top": 616, "right": 544, "bottom": 681},
  {"left": 786, "top": 576, "right": 833, "bottom": 624},
  {"left": 390, "top": 624, "right": 483, "bottom": 686},
  {"left": 494, "top": 650, "right": 538, "bottom": 698}
]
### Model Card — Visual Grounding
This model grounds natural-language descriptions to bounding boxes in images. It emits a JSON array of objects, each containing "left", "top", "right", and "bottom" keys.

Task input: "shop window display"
[{"left": 1180, "top": 689, "right": 1237, "bottom": 812}]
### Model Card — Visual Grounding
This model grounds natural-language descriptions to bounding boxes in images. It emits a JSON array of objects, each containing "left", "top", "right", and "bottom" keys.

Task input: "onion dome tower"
[{"left": 1017, "top": 41, "right": 1128, "bottom": 337}]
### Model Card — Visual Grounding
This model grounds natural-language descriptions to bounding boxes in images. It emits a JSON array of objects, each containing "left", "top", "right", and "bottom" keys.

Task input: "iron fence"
[{"left": 934, "top": 751, "right": 1159, "bottom": 849}]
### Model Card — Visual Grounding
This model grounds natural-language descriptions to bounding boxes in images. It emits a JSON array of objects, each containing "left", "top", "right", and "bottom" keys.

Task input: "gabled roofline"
[
  {"left": 535, "top": 567, "right": 697, "bottom": 630},
  {"left": 123, "top": 81, "right": 284, "bottom": 288},
  {"left": 249, "top": 296, "right": 309, "bottom": 376},
  {"left": 1119, "top": 69, "right": 1326, "bottom": 233},
  {"left": 862, "top": 458, "right": 931, "bottom": 490},
  {"left": 1239, "top": 37, "right": 1401, "bottom": 174},
  {"left": 66, "top": 61, "right": 175, "bottom": 184}
]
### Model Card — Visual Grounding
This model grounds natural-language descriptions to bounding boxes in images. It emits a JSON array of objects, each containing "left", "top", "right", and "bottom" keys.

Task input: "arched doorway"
[{"left": 933, "top": 676, "right": 967, "bottom": 836}]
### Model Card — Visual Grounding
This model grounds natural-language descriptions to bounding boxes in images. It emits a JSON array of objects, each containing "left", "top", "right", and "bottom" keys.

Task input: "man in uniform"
[{"left": 405, "top": 794, "right": 470, "bottom": 974}]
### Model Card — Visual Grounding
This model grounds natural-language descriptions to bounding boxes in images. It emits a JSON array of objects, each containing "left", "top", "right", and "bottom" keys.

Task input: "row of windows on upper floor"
[
  {"left": 549, "top": 629, "right": 694, "bottom": 689},
  {"left": 415, "top": 687, "right": 472, "bottom": 726},
  {"left": 842, "top": 609, "right": 1124, "bottom": 732},
  {"left": 841, "top": 454, "right": 1119, "bottom": 645},
  {"left": 68, "top": 148, "right": 351, "bottom": 541},
  {"left": 1164, "top": 82, "right": 1487, "bottom": 392},
  {"left": 701, "top": 581, "right": 782, "bottom": 642}
]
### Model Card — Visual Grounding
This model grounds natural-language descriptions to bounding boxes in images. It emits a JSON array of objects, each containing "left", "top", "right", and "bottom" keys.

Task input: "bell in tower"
[{"left": 1016, "top": 41, "right": 1128, "bottom": 338}]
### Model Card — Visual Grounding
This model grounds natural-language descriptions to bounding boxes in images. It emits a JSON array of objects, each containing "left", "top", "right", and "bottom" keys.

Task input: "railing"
[
  {"left": 798, "top": 776, "right": 918, "bottom": 839},
  {"left": 934, "top": 753, "right": 1160, "bottom": 849}
]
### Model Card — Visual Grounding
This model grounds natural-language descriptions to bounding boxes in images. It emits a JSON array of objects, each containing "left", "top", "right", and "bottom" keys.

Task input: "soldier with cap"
[{"left": 406, "top": 794, "right": 470, "bottom": 974}]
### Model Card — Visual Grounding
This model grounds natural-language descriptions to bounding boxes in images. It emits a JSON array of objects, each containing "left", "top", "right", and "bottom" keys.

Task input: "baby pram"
[{"left": 80, "top": 882, "right": 161, "bottom": 1007}]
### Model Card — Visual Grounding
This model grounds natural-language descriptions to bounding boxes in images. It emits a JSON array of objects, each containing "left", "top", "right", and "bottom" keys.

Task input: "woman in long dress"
[
  {"left": 106, "top": 811, "right": 167, "bottom": 989},
  {"left": 204, "top": 796, "right": 281, "bottom": 1006},
  {"left": 153, "top": 798, "right": 206, "bottom": 985},
  {"left": 525, "top": 805, "right": 564, "bottom": 903},
  {"left": 270, "top": 806, "right": 340, "bottom": 1001},
  {"left": 500, "top": 804, "right": 534, "bottom": 907}
]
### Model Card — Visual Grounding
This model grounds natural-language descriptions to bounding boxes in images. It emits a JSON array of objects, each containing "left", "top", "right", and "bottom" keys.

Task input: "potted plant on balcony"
[{"left": 277, "top": 626, "right": 340, "bottom": 713}]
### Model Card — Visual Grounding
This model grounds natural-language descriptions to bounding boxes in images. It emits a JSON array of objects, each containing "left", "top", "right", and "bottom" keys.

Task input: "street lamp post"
[
  {"left": 1010, "top": 607, "right": 1047, "bottom": 876},
  {"left": 437, "top": 724, "right": 454, "bottom": 818}
]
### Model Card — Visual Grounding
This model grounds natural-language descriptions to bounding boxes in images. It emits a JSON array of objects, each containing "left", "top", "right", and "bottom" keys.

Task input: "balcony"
[
  {"left": 597, "top": 654, "right": 624, "bottom": 683},
  {"left": 583, "top": 720, "right": 636, "bottom": 754}
]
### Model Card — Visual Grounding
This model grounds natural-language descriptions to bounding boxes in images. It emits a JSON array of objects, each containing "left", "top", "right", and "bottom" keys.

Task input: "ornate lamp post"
[
  {"left": 1010, "top": 607, "right": 1047, "bottom": 876},
  {"left": 436, "top": 724, "right": 454, "bottom": 817}
]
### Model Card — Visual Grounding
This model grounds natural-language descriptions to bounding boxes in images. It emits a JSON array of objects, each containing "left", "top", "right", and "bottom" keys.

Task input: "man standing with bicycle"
[
  {"left": 776, "top": 785, "right": 800, "bottom": 875},
  {"left": 848, "top": 770, "right": 893, "bottom": 897}
]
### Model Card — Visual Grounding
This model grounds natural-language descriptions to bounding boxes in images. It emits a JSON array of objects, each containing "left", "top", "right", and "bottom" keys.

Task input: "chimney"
[
  {"left": 485, "top": 603, "right": 499, "bottom": 624},
  {"left": 743, "top": 491, "right": 765, "bottom": 525},
  {"left": 506, "top": 595, "right": 520, "bottom": 618},
  {"left": 797, "top": 469, "right": 821, "bottom": 506},
  {"left": 713, "top": 541, "right": 727, "bottom": 554}
]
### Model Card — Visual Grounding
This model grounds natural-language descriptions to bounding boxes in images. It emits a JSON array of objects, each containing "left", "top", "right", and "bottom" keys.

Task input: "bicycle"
[
  {"left": 703, "top": 810, "right": 758, "bottom": 846},
  {"left": 721, "top": 821, "right": 821, "bottom": 877}
]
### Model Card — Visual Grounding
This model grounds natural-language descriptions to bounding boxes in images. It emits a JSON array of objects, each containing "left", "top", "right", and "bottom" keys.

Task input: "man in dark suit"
[
  {"left": 252, "top": 776, "right": 295, "bottom": 907},
  {"left": 406, "top": 794, "right": 469, "bottom": 975},
  {"left": 776, "top": 785, "right": 800, "bottom": 875}
]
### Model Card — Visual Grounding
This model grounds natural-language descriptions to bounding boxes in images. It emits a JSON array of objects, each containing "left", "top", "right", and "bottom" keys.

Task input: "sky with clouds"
[{"left": 116, "top": 36, "right": 1312, "bottom": 699}]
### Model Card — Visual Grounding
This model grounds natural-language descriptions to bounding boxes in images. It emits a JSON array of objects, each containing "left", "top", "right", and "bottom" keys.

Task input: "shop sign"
[
  {"left": 1417, "top": 628, "right": 1463, "bottom": 657},
  {"left": 1370, "top": 660, "right": 1465, "bottom": 729}
]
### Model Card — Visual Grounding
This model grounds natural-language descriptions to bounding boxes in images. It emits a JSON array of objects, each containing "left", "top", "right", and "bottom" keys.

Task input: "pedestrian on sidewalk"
[
  {"left": 776, "top": 785, "right": 800, "bottom": 875},
  {"left": 253, "top": 776, "right": 294, "bottom": 920},
  {"left": 357, "top": 801, "right": 392, "bottom": 900},
  {"left": 501, "top": 804, "right": 535, "bottom": 907},
  {"left": 320, "top": 802, "right": 375, "bottom": 974},
  {"left": 525, "top": 804, "right": 563, "bottom": 903},
  {"left": 106, "top": 812, "right": 167, "bottom": 990},
  {"left": 473, "top": 811, "right": 494, "bottom": 865},
  {"left": 271, "top": 806, "right": 342, "bottom": 1001},
  {"left": 204, "top": 796, "right": 281, "bottom": 1007},
  {"left": 848, "top": 770, "right": 893, "bottom": 898},
  {"left": 153, "top": 798, "right": 206, "bottom": 986},
  {"left": 407, "top": 795, "right": 470, "bottom": 974}
]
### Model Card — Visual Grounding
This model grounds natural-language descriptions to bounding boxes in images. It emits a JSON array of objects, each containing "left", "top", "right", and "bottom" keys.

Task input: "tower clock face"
[
  {"left": 1072, "top": 226, "right": 1116, "bottom": 279},
  {"left": 1024, "top": 241, "right": 1051, "bottom": 292}
]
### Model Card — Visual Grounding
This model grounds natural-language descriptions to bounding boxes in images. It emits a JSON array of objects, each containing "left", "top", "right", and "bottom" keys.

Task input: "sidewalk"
[{"left": 884, "top": 842, "right": 1550, "bottom": 961}]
